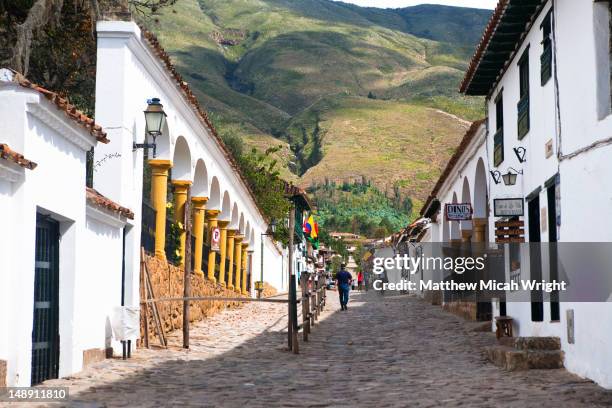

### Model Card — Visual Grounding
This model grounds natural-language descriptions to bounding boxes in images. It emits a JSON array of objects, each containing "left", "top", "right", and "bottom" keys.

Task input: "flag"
[{"left": 303, "top": 214, "right": 319, "bottom": 248}]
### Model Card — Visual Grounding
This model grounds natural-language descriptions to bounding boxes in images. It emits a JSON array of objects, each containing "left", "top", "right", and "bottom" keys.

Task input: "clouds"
[{"left": 333, "top": 0, "right": 497, "bottom": 9}]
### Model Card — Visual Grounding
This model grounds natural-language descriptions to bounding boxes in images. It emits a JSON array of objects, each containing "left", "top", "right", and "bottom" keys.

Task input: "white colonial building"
[
  {"left": 0, "top": 69, "right": 134, "bottom": 386},
  {"left": 416, "top": 0, "right": 612, "bottom": 389},
  {"left": 0, "top": 17, "right": 286, "bottom": 387}
]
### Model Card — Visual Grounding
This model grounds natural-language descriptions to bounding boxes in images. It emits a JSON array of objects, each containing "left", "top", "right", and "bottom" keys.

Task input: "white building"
[
  {"left": 413, "top": 121, "right": 489, "bottom": 314},
  {"left": 0, "top": 16, "right": 286, "bottom": 387},
  {"left": 430, "top": 0, "right": 612, "bottom": 388},
  {"left": 0, "top": 69, "right": 133, "bottom": 386}
]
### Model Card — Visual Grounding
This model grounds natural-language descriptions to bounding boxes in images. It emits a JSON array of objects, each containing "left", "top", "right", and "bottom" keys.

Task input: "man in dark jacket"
[{"left": 335, "top": 263, "right": 353, "bottom": 311}]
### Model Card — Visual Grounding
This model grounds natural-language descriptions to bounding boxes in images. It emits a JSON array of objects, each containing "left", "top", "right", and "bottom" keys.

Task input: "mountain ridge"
[{"left": 151, "top": 0, "right": 489, "bottom": 228}]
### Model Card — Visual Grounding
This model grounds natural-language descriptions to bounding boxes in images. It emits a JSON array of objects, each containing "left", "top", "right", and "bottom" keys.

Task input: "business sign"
[
  {"left": 210, "top": 226, "right": 221, "bottom": 252},
  {"left": 445, "top": 203, "right": 473, "bottom": 221},
  {"left": 494, "top": 198, "right": 524, "bottom": 217}
]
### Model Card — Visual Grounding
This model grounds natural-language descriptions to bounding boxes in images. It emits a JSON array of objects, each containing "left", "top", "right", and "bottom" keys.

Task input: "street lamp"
[
  {"left": 257, "top": 219, "right": 277, "bottom": 298},
  {"left": 134, "top": 98, "right": 167, "bottom": 158},
  {"left": 501, "top": 167, "right": 523, "bottom": 186},
  {"left": 491, "top": 167, "right": 523, "bottom": 186}
]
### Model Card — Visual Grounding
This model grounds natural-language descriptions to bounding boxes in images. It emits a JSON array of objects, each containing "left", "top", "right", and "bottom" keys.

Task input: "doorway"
[
  {"left": 527, "top": 195, "right": 543, "bottom": 322},
  {"left": 31, "top": 214, "right": 60, "bottom": 385},
  {"left": 547, "top": 182, "right": 560, "bottom": 321}
]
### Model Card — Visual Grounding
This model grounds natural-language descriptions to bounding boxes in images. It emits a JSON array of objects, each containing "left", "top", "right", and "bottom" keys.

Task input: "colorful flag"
[{"left": 303, "top": 214, "right": 319, "bottom": 248}]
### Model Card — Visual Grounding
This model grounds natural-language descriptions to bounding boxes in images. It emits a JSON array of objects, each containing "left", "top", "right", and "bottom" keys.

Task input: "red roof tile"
[
  {"left": 86, "top": 187, "right": 134, "bottom": 219},
  {"left": 459, "top": 0, "right": 509, "bottom": 94},
  {"left": 1, "top": 69, "right": 109, "bottom": 144},
  {"left": 0, "top": 143, "right": 37, "bottom": 169}
]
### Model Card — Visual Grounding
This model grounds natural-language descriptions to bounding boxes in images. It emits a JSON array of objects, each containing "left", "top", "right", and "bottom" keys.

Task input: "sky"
[{"left": 333, "top": 0, "right": 497, "bottom": 9}]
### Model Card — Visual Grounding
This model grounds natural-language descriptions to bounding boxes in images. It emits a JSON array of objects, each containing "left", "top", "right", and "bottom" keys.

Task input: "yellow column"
[
  {"left": 226, "top": 230, "right": 237, "bottom": 290},
  {"left": 191, "top": 197, "right": 208, "bottom": 277},
  {"left": 241, "top": 242, "right": 249, "bottom": 295},
  {"left": 172, "top": 180, "right": 192, "bottom": 267},
  {"left": 149, "top": 159, "right": 172, "bottom": 259},
  {"left": 217, "top": 220, "right": 230, "bottom": 287},
  {"left": 234, "top": 235, "right": 243, "bottom": 293},
  {"left": 206, "top": 210, "right": 220, "bottom": 283}
]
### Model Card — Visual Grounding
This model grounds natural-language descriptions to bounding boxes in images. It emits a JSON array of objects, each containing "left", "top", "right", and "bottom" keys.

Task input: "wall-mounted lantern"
[
  {"left": 501, "top": 167, "right": 523, "bottom": 186},
  {"left": 513, "top": 146, "right": 527, "bottom": 163},
  {"left": 134, "top": 98, "right": 167, "bottom": 158},
  {"left": 491, "top": 167, "right": 524, "bottom": 186}
]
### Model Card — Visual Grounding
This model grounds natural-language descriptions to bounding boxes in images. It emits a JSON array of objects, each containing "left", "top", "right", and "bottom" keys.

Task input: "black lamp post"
[
  {"left": 258, "top": 219, "right": 277, "bottom": 298},
  {"left": 134, "top": 98, "right": 167, "bottom": 157}
]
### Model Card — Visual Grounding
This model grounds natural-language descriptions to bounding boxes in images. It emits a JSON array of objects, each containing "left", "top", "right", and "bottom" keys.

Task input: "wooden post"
[
  {"left": 288, "top": 205, "right": 299, "bottom": 354},
  {"left": 144, "top": 261, "right": 166, "bottom": 347},
  {"left": 140, "top": 248, "right": 149, "bottom": 348},
  {"left": 301, "top": 272, "right": 309, "bottom": 342},
  {"left": 183, "top": 186, "right": 192, "bottom": 349}
]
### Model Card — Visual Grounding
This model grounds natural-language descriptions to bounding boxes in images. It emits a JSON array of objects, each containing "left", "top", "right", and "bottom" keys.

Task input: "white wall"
[
  {"left": 78, "top": 208, "right": 126, "bottom": 357},
  {"left": 0, "top": 84, "right": 96, "bottom": 385},
  {"left": 94, "top": 21, "right": 280, "bottom": 294}
]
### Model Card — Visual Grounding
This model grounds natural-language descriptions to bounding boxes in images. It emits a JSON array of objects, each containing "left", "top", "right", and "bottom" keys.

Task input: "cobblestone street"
[{"left": 20, "top": 291, "right": 612, "bottom": 408}]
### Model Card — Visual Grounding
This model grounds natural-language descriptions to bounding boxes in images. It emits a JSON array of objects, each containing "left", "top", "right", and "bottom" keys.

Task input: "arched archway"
[
  {"left": 473, "top": 158, "right": 487, "bottom": 218},
  {"left": 153, "top": 115, "right": 171, "bottom": 160},
  {"left": 230, "top": 203, "right": 240, "bottom": 229},
  {"left": 192, "top": 159, "right": 209, "bottom": 197},
  {"left": 171, "top": 136, "right": 192, "bottom": 181},
  {"left": 473, "top": 158, "right": 489, "bottom": 243},
  {"left": 209, "top": 177, "right": 221, "bottom": 210},
  {"left": 461, "top": 177, "right": 472, "bottom": 235},
  {"left": 245, "top": 221, "right": 251, "bottom": 243},
  {"left": 220, "top": 191, "right": 232, "bottom": 221},
  {"left": 238, "top": 213, "right": 245, "bottom": 235},
  {"left": 450, "top": 193, "right": 461, "bottom": 241}
]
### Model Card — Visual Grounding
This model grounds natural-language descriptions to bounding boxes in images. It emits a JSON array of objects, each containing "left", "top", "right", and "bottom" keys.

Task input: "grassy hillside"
[
  {"left": 288, "top": 96, "right": 470, "bottom": 204},
  {"left": 148, "top": 0, "right": 489, "bottom": 235}
]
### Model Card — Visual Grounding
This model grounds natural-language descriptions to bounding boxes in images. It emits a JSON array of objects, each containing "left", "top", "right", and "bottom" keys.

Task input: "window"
[
  {"left": 86, "top": 148, "right": 94, "bottom": 188},
  {"left": 517, "top": 48, "right": 530, "bottom": 139},
  {"left": 494, "top": 93, "right": 504, "bottom": 167},
  {"left": 540, "top": 11, "right": 552, "bottom": 85}
]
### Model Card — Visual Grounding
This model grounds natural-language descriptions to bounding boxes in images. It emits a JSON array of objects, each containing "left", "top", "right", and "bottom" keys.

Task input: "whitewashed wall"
[
  {"left": 0, "top": 83, "right": 97, "bottom": 385},
  {"left": 478, "top": 0, "right": 612, "bottom": 389},
  {"left": 94, "top": 21, "right": 281, "bottom": 296}
]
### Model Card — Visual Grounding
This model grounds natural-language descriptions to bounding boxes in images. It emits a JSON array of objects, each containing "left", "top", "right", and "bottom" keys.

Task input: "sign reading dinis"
[{"left": 445, "top": 203, "right": 473, "bottom": 221}]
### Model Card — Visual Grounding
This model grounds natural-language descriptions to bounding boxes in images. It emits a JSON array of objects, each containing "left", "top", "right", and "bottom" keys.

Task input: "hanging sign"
[
  {"left": 211, "top": 226, "right": 221, "bottom": 252},
  {"left": 494, "top": 198, "right": 524, "bottom": 217},
  {"left": 445, "top": 203, "right": 473, "bottom": 221}
]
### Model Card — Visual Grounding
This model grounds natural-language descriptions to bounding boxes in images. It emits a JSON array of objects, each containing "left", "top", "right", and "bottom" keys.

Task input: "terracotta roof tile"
[
  {"left": 460, "top": 0, "right": 509, "bottom": 94},
  {"left": 0, "top": 69, "right": 109, "bottom": 144},
  {"left": 0, "top": 143, "right": 37, "bottom": 169},
  {"left": 420, "top": 119, "right": 486, "bottom": 216},
  {"left": 86, "top": 186, "right": 134, "bottom": 219}
]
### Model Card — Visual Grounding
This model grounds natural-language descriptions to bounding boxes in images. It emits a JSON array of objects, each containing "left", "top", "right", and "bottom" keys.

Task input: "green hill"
[{"left": 149, "top": 0, "right": 490, "bottom": 234}]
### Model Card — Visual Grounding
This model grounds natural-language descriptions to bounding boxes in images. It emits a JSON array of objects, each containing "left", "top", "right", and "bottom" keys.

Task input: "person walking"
[
  {"left": 357, "top": 271, "right": 364, "bottom": 291},
  {"left": 335, "top": 262, "right": 353, "bottom": 311}
]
